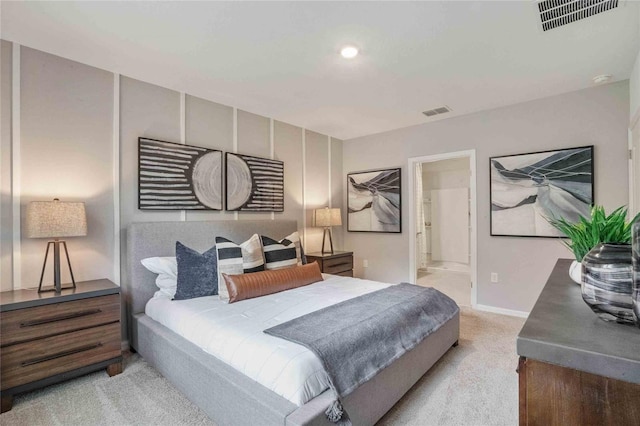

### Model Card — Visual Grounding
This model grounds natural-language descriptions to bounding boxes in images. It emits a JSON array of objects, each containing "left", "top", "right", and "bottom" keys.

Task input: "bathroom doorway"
[{"left": 408, "top": 150, "right": 477, "bottom": 307}]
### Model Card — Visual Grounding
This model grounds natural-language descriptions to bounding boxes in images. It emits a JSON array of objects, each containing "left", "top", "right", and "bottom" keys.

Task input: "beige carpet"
[{"left": 1, "top": 308, "right": 524, "bottom": 426}]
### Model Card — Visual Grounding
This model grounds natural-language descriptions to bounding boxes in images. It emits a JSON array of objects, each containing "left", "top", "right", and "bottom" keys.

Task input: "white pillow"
[{"left": 141, "top": 257, "right": 178, "bottom": 298}]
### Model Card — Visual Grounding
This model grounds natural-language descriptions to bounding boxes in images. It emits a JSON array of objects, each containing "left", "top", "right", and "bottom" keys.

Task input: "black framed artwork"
[
  {"left": 347, "top": 168, "right": 401, "bottom": 233},
  {"left": 138, "top": 137, "right": 222, "bottom": 210},
  {"left": 490, "top": 145, "right": 594, "bottom": 237},
  {"left": 225, "top": 152, "right": 284, "bottom": 212}
]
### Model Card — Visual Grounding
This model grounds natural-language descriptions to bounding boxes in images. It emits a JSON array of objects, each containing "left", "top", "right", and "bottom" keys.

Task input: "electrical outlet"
[
  {"left": 491, "top": 273, "right": 499, "bottom": 283},
  {"left": 363, "top": 259, "right": 369, "bottom": 268}
]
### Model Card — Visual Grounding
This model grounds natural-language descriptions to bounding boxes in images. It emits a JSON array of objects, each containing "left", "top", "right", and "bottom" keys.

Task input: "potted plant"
[{"left": 547, "top": 205, "right": 640, "bottom": 284}]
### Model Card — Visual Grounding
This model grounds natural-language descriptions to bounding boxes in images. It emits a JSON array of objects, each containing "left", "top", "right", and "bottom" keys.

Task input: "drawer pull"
[
  {"left": 20, "top": 309, "right": 102, "bottom": 328},
  {"left": 21, "top": 343, "right": 103, "bottom": 367}
]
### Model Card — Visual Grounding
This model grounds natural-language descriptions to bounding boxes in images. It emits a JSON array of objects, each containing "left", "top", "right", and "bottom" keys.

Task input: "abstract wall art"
[
  {"left": 490, "top": 145, "right": 594, "bottom": 237},
  {"left": 138, "top": 137, "right": 222, "bottom": 210},
  {"left": 347, "top": 168, "right": 401, "bottom": 233},
  {"left": 225, "top": 153, "right": 284, "bottom": 212}
]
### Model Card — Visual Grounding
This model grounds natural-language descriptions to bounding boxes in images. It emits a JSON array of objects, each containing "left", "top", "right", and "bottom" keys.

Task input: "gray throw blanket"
[{"left": 264, "top": 283, "right": 459, "bottom": 424}]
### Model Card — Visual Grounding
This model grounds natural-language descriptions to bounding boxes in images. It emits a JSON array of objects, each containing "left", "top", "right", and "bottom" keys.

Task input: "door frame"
[
  {"left": 629, "top": 109, "right": 640, "bottom": 216},
  {"left": 408, "top": 149, "right": 478, "bottom": 307}
]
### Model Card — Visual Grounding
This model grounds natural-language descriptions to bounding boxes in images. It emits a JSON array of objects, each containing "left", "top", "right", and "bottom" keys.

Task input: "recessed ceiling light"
[
  {"left": 340, "top": 46, "right": 358, "bottom": 59},
  {"left": 592, "top": 74, "right": 612, "bottom": 84}
]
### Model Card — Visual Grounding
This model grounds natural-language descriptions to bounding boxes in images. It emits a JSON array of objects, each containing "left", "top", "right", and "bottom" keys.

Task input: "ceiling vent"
[
  {"left": 422, "top": 106, "right": 451, "bottom": 117},
  {"left": 537, "top": 0, "right": 620, "bottom": 32}
]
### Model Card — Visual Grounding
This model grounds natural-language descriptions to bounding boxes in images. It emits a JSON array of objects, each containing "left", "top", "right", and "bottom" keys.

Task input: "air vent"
[
  {"left": 537, "top": 0, "right": 620, "bottom": 32},
  {"left": 422, "top": 106, "right": 451, "bottom": 117}
]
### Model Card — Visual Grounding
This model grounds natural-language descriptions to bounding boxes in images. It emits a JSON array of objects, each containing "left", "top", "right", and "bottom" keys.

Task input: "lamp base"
[
  {"left": 37, "top": 240, "right": 77, "bottom": 294},
  {"left": 321, "top": 228, "right": 334, "bottom": 254}
]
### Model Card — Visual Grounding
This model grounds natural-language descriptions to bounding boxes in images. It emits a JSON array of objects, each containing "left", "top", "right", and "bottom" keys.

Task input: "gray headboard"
[{"left": 124, "top": 220, "right": 298, "bottom": 318}]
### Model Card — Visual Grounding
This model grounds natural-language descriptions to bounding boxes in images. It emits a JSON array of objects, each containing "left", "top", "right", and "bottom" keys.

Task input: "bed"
[{"left": 124, "top": 220, "right": 459, "bottom": 426}]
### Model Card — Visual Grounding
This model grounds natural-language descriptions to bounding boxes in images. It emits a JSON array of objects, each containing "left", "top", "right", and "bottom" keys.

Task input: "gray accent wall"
[
  {"left": 342, "top": 82, "right": 630, "bottom": 313},
  {"left": 0, "top": 41, "right": 343, "bottom": 301}
]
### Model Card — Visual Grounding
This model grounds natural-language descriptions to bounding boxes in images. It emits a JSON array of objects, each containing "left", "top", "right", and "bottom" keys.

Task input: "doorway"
[{"left": 408, "top": 150, "right": 477, "bottom": 307}]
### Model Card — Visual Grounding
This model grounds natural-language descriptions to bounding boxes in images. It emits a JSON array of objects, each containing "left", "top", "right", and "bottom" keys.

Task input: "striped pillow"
[
  {"left": 215, "top": 234, "right": 265, "bottom": 301},
  {"left": 261, "top": 232, "right": 305, "bottom": 270}
]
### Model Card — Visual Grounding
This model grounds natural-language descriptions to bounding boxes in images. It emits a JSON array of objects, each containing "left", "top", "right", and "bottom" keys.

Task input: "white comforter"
[{"left": 145, "top": 274, "right": 391, "bottom": 406}]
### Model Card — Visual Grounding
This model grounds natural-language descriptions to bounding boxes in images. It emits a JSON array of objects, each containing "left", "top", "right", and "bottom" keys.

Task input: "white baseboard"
[
  {"left": 121, "top": 340, "right": 130, "bottom": 352},
  {"left": 473, "top": 303, "right": 529, "bottom": 318}
]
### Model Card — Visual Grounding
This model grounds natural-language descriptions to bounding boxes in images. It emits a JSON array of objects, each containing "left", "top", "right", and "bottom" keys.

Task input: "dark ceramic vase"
[
  {"left": 632, "top": 222, "right": 640, "bottom": 327},
  {"left": 581, "top": 243, "right": 634, "bottom": 324}
]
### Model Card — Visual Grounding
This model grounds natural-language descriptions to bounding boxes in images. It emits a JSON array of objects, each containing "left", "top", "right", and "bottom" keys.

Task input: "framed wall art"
[
  {"left": 347, "top": 168, "right": 401, "bottom": 233},
  {"left": 490, "top": 145, "right": 594, "bottom": 237},
  {"left": 138, "top": 137, "right": 222, "bottom": 210},
  {"left": 225, "top": 152, "right": 284, "bottom": 212}
]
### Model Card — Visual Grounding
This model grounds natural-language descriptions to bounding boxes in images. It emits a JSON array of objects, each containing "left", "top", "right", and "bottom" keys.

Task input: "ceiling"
[{"left": 2, "top": 1, "right": 639, "bottom": 140}]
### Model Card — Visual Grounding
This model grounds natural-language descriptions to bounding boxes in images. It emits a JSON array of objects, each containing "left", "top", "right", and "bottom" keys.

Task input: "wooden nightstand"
[
  {"left": 306, "top": 251, "right": 354, "bottom": 277},
  {"left": 0, "top": 279, "right": 123, "bottom": 413}
]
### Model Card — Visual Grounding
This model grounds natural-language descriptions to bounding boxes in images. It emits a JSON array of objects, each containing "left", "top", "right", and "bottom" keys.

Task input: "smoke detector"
[
  {"left": 536, "top": 0, "right": 621, "bottom": 32},
  {"left": 422, "top": 106, "right": 452, "bottom": 117}
]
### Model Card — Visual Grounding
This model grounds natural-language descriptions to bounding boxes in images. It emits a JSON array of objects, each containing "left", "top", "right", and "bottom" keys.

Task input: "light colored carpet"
[
  {"left": 1, "top": 308, "right": 524, "bottom": 426},
  {"left": 417, "top": 269, "right": 472, "bottom": 308}
]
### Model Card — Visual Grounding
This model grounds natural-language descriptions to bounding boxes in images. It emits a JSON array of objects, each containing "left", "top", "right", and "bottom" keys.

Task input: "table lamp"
[
  {"left": 314, "top": 207, "right": 342, "bottom": 254},
  {"left": 26, "top": 198, "right": 87, "bottom": 293}
]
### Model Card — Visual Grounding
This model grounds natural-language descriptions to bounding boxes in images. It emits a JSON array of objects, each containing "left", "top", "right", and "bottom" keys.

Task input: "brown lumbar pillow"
[{"left": 222, "top": 262, "right": 323, "bottom": 303}]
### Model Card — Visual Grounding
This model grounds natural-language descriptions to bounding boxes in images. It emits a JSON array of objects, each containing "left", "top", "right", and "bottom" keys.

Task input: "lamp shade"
[
  {"left": 26, "top": 199, "right": 87, "bottom": 238},
  {"left": 314, "top": 207, "right": 342, "bottom": 227}
]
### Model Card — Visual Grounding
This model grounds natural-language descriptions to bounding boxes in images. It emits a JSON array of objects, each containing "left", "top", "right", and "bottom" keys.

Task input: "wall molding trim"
[
  {"left": 474, "top": 303, "right": 529, "bottom": 318},
  {"left": 112, "top": 73, "right": 120, "bottom": 285},
  {"left": 11, "top": 42, "right": 21, "bottom": 289},
  {"left": 232, "top": 107, "right": 238, "bottom": 220},
  {"left": 302, "top": 128, "right": 307, "bottom": 243},
  {"left": 327, "top": 136, "right": 332, "bottom": 209}
]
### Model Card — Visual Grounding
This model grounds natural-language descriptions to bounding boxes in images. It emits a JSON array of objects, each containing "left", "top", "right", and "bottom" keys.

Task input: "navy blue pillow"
[{"left": 174, "top": 241, "right": 218, "bottom": 300}]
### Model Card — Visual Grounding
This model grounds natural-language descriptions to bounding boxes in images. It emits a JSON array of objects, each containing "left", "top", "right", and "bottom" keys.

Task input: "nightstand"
[
  {"left": 0, "top": 279, "right": 123, "bottom": 413},
  {"left": 306, "top": 251, "right": 354, "bottom": 277}
]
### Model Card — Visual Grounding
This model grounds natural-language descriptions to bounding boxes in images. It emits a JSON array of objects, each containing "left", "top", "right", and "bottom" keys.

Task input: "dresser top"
[
  {"left": 0, "top": 279, "right": 119, "bottom": 312},
  {"left": 517, "top": 259, "right": 640, "bottom": 384}
]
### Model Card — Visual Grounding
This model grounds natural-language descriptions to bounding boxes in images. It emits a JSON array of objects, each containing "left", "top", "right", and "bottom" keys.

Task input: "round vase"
[
  {"left": 569, "top": 260, "right": 582, "bottom": 285},
  {"left": 581, "top": 243, "right": 634, "bottom": 324},
  {"left": 632, "top": 222, "right": 640, "bottom": 327}
]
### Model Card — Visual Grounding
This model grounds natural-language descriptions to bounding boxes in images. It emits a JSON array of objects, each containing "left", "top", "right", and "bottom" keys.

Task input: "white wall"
[
  {"left": 343, "top": 82, "right": 630, "bottom": 314},
  {"left": 0, "top": 42, "right": 344, "bottom": 296}
]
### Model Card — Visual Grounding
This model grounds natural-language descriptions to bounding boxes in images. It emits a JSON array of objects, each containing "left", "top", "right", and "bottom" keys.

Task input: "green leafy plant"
[{"left": 547, "top": 205, "right": 640, "bottom": 262}]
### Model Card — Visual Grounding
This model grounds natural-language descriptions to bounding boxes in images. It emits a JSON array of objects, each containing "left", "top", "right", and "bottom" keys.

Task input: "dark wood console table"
[{"left": 517, "top": 259, "right": 640, "bottom": 425}]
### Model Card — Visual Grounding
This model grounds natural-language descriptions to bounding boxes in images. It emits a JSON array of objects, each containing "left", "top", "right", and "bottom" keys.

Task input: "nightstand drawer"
[
  {"left": 334, "top": 270, "right": 354, "bottom": 277},
  {"left": 323, "top": 256, "right": 353, "bottom": 274},
  {"left": 0, "top": 294, "right": 120, "bottom": 347},
  {"left": 0, "top": 322, "right": 121, "bottom": 390}
]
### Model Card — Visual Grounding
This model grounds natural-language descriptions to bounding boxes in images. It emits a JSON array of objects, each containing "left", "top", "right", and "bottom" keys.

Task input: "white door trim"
[{"left": 408, "top": 150, "right": 478, "bottom": 307}]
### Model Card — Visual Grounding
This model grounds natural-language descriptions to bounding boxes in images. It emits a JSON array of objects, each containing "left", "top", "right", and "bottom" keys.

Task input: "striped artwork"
[
  {"left": 225, "top": 153, "right": 284, "bottom": 212},
  {"left": 138, "top": 137, "right": 222, "bottom": 210}
]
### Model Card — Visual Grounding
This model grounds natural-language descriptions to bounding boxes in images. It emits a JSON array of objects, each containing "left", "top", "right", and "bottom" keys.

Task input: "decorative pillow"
[
  {"left": 174, "top": 242, "right": 218, "bottom": 301},
  {"left": 141, "top": 256, "right": 178, "bottom": 298},
  {"left": 222, "top": 262, "right": 323, "bottom": 303},
  {"left": 215, "top": 234, "right": 265, "bottom": 301},
  {"left": 261, "top": 231, "right": 306, "bottom": 268},
  {"left": 261, "top": 235, "right": 298, "bottom": 270}
]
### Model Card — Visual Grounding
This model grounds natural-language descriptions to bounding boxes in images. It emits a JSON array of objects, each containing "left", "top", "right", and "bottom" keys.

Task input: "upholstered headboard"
[{"left": 124, "top": 220, "right": 298, "bottom": 319}]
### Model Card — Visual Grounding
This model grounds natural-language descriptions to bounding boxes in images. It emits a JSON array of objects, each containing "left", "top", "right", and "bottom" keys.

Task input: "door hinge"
[{"left": 630, "top": 149, "right": 634, "bottom": 160}]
